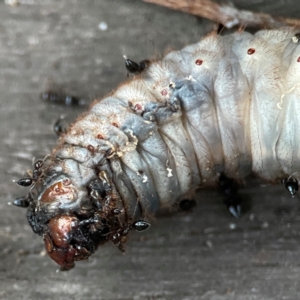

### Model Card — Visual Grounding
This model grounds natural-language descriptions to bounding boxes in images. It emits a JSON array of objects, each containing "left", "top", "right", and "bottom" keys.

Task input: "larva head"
[
  {"left": 43, "top": 214, "right": 109, "bottom": 271},
  {"left": 43, "top": 215, "right": 87, "bottom": 271},
  {"left": 17, "top": 156, "right": 140, "bottom": 270},
  {"left": 39, "top": 179, "right": 77, "bottom": 205}
]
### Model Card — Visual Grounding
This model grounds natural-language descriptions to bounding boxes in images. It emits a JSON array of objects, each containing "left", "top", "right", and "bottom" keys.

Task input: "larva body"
[{"left": 23, "top": 28, "right": 300, "bottom": 270}]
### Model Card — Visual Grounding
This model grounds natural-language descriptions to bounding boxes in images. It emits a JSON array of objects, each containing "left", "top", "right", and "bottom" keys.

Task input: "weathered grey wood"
[{"left": 1, "top": 1, "right": 300, "bottom": 299}]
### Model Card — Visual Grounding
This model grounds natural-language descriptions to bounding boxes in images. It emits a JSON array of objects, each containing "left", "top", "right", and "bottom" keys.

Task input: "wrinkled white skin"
[{"left": 37, "top": 28, "right": 300, "bottom": 219}]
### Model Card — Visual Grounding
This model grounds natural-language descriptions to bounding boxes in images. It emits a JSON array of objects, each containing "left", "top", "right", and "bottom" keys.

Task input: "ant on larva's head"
[
  {"left": 13, "top": 156, "right": 49, "bottom": 189},
  {"left": 12, "top": 195, "right": 31, "bottom": 208},
  {"left": 14, "top": 161, "right": 43, "bottom": 187}
]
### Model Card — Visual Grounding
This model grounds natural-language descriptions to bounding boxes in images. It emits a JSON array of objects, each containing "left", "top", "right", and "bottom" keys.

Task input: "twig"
[{"left": 142, "top": 0, "right": 300, "bottom": 29}]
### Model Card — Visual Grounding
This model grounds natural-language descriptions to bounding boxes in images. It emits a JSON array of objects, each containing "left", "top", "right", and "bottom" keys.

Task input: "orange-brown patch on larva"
[
  {"left": 40, "top": 181, "right": 76, "bottom": 203},
  {"left": 134, "top": 103, "right": 143, "bottom": 113},
  {"left": 47, "top": 215, "right": 77, "bottom": 248},
  {"left": 297, "top": 56, "right": 300, "bottom": 63},
  {"left": 195, "top": 59, "right": 203, "bottom": 66},
  {"left": 247, "top": 48, "right": 255, "bottom": 55},
  {"left": 134, "top": 103, "right": 142, "bottom": 110},
  {"left": 161, "top": 89, "right": 168, "bottom": 96},
  {"left": 112, "top": 122, "right": 119, "bottom": 128},
  {"left": 87, "top": 145, "right": 95, "bottom": 152},
  {"left": 97, "top": 133, "right": 104, "bottom": 139}
]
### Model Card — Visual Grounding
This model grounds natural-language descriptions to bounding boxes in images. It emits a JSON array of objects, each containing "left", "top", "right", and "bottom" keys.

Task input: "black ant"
[
  {"left": 15, "top": 159, "right": 44, "bottom": 187},
  {"left": 12, "top": 195, "right": 31, "bottom": 208},
  {"left": 123, "top": 56, "right": 150, "bottom": 75},
  {"left": 292, "top": 33, "right": 300, "bottom": 43},
  {"left": 282, "top": 177, "right": 299, "bottom": 197},
  {"left": 109, "top": 219, "right": 150, "bottom": 252},
  {"left": 131, "top": 220, "right": 150, "bottom": 231},
  {"left": 219, "top": 173, "right": 242, "bottom": 218},
  {"left": 53, "top": 115, "right": 68, "bottom": 136},
  {"left": 179, "top": 199, "right": 197, "bottom": 212},
  {"left": 41, "top": 90, "right": 81, "bottom": 106}
]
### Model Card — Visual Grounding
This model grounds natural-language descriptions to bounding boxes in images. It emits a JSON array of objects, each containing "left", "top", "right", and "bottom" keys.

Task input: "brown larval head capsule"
[
  {"left": 23, "top": 158, "right": 142, "bottom": 270},
  {"left": 43, "top": 214, "right": 104, "bottom": 271},
  {"left": 44, "top": 233, "right": 77, "bottom": 271},
  {"left": 26, "top": 175, "right": 83, "bottom": 236},
  {"left": 44, "top": 215, "right": 79, "bottom": 271},
  {"left": 47, "top": 215, "right": 77, "bottom": 248},
  {"left": 40, "top": 180, "right": 77, "bottom": 205}
]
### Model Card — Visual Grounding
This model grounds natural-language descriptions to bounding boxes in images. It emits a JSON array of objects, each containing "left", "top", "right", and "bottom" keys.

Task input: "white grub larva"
[{"left": 15, "top": 28, "right": 300, "bottom": 270}]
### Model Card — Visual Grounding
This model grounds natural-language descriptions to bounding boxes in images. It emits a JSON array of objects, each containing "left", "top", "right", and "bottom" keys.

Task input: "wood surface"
[{"left": 1, "top": 1, "right": 300, "bottom": 299}]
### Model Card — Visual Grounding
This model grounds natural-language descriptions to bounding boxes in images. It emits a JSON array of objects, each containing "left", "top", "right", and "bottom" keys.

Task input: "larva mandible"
[{"left": 14, "top": 27, "right": 300, "bottom": 271}]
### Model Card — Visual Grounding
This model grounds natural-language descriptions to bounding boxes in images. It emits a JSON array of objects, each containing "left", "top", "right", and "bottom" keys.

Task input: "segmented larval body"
[{"left": 27, "top": 28, "right": 300, "bottom": 270}]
